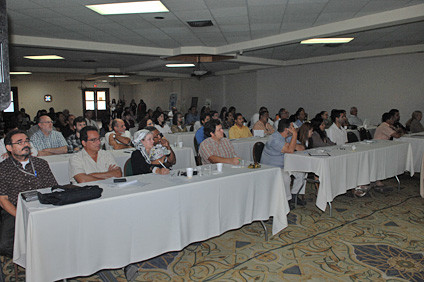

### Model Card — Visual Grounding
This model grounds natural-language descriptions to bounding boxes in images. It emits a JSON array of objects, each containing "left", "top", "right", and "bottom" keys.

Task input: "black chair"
[
  {"left": 358, "top": 128, "right": 368, "bottom": 141},
  {"left": 347, "top": 132, "right": 359, "bottom": 143},
  {"left": 124, "top": 159, "right": 133, "bottom": 176},
  {"left": 252, "top": 142, "right": 265, "bottom": 163},
  {"left": 193, "top": 136, "right": 202, "bottom": 166},
  {"left": 366, "top": 130, "right": 373, "bottom": 140}
]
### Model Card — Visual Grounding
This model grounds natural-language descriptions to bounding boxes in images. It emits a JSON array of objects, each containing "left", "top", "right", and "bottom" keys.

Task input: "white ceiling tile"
[
  {"left": 215, "top": 16, "right": 248, "bottom": 25},
  {"left": 41, "top": 17, "right": 82, "bottom": 26},
  {"left": 204, "top": 0, "right": 245, "bottom": 9},
  {"left": 226, "top": 36, "right": 252, "bottom": 44},
  {"left": 314, "top": 12, "right": 356, "bottom": 25},
  {"left": 15, "top": 8, "right": 60, "bottom": 18},
  {"left": 6, "top": 0, "right": 43, "bottom": 10},
  {"left": 248, "top": 0, "right": 288, "bottom": 6},
  {"left": 162, "top": 0, "right": 208, "bottom": 12},
  {"left": 220, "top": 25, "right": 250, "bottom": 32},
  {"left": 210, "top": 7, "right": 248, "bottom": 18},
  {"left": 285, "top": 3, "right": 327, "bottom": 15},
  {"left": 323, "top": 0, "right": 369, "bottom": 13},
  {"left": 250, "top": 23, "right": 280, "bottom": 32}
]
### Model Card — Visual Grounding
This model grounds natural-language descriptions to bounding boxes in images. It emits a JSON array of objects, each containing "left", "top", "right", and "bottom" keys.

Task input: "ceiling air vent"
[{"left": 187, "top": 20, "right": 213, "bottom": 28}]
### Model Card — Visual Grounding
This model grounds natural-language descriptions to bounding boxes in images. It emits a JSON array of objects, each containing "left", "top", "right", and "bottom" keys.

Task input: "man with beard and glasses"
[{"left": 0, "top": 130, "right": 58, "bottom": 257}]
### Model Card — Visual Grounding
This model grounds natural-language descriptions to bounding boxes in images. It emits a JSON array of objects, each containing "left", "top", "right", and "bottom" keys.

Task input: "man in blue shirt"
[
  {"left": 185, "top": 106, "right": 199, "bottom": 126},
  {"left": 261, "top": 119, "right": 307, "bottom": 209},
  {"left": 195, "top": 113, "right": 211, "bottom": 145}
]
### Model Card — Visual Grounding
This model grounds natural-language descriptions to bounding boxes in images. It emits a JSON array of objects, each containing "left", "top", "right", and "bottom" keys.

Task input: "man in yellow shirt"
[{"left": 229, "top": 113, "right": 252, "bottom": 139}]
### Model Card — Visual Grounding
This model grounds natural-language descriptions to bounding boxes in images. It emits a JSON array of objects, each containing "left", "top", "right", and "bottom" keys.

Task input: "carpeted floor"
[{"left": 2, "top": 174, "right": 423, "bottom": 282}]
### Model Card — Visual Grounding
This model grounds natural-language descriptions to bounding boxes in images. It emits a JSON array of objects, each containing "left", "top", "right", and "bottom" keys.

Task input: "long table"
[
  {"left": 396, "top": 133, "right": 424, "bottom": 172},
  {"left": 284, "top": 140, "right": 414, "bottom": 211},
  {"left": 14, "top": 164, "right": 289, "bottom": 282},
  {"left": 40, "top": 147, "right": 196, "bottom": 185}
]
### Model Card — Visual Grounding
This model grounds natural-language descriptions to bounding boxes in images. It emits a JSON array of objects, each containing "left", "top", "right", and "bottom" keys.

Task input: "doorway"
[{"left": 82, "top": 88, "right": 109, "bottom": 121}]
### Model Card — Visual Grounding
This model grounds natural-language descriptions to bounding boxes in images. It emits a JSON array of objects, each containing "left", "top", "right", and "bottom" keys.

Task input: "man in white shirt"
[
  {"left": 84, "top": 110, "right": 99, "bottom": 130},
  {"left": 106, "top": 119, "right": 132, "bottom": 150},
  {"left": 327, "top": 110, "right": 348, "bottom": 145},
  {"left": 348, "top": 107, "right": 363, "bottom": 127},
  {"left": 69, "top": 126, "right": 122, "bottom": 183}
]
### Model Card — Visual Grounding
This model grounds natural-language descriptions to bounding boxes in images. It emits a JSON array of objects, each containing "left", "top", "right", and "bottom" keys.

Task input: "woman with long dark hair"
[
  {"left": 152, "top": 111, "right": 172, "bottom": 134},
  {"left": 171, "top": 112, "right": 187, "bottom": 133},
  {"left": 310, "top": 117, "right": 335, "bottom": 148}
]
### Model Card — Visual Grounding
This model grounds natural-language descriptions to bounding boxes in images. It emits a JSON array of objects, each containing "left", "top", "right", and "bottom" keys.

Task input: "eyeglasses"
[
  {"left": 11, "top": 139, "right": 31, "bottom": 146},
  {"left": 87, "top": 138, "right": 101, "bottom": 142}
]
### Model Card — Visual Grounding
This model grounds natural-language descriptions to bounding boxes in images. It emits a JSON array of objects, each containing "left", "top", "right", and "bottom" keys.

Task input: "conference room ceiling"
[{"left": 6, "top": 0, "right": 424, "bottom": 83}]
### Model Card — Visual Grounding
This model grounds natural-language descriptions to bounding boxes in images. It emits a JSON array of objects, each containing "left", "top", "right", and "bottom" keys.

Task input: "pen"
[{"left": 158, "top": 160, "right": 167, "bottom": 169}]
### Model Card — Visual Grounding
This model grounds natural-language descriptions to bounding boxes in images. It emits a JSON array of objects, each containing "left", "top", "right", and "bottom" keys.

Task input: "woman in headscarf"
[{"left": 131, "top": 129, "right": 169, "bottom": 175}]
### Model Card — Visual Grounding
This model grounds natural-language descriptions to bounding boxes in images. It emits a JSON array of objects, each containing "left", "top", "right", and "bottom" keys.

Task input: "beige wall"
[
  {"left": 9, "top": 52, "right": 424, "bottom": 125},
  {"left": 10, "top": 76, "right": 119, "bottom": 119}
]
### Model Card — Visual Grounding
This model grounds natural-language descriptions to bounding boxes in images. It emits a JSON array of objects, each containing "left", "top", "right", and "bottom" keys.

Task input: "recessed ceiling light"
[
  {"left": 86, "top": 1, "right": 169, "bottom": 15},
  {"left": 108, "top": 75, "right": 129, "bottom": 78},
  {"left": 24, "top": 55, "right": 64, "bottom": 60},
  {"left": 10, "top": 72, "right": 32, "bottom": 75},
  {"left": 300, "top": 38, "right": 354, "bottom": 44},
  {"left": 166, "top": 64, "right": 195, "bottom": 68}
]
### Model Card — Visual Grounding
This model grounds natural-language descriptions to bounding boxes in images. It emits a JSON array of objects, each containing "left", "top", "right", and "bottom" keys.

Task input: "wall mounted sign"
[{"left": 44, "top": 94, "right": 52, "bottom": 102}]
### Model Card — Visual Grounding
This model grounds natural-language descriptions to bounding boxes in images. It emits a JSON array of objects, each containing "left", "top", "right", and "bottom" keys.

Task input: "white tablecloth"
[
  {"left": 231, "top": 136, "right": 270, "bottom": 162},
  {"left": 284, "top": 140, "right": 414, "bottom": 211},
  {"left": 14, "top": 165, "right": 289, "bottom": 282},
  {"left": 163, "top": 132, "right": 196, "bottom": 152},
  {"left": 396, "top": 133, "right": 424, "bottom": 172},
  {"left": 40, "top": 147, "right": 196, "bottom": 185}
]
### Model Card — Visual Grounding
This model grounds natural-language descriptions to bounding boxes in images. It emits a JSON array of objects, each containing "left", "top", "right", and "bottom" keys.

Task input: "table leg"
[
  {"left": 259, "top": 221, "right": 268, "bottom": 241},
  {"left": 395, "top": 175, "right": 401, "bottom": 191},
  {"left": 328, "top": 202, "right": 332, "bottom": 217}
]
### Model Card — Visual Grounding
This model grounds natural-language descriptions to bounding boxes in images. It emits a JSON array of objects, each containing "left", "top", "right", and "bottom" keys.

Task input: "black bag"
[{"left": 38, "top": 184, "right": 103, "bottom": 206}]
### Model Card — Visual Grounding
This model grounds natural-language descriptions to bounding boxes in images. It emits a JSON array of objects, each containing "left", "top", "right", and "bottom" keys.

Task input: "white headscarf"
[{"left": 132, "top": 129, "right": 153, "bottom": 164}]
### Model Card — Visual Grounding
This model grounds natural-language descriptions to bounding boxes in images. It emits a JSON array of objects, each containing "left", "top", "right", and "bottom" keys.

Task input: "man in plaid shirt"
[
  {"left": 199, "top": 119, "right": 240, "bottom": 165},
  {"left": 66, "top": 116, "right": 86, "bottom": 153}
]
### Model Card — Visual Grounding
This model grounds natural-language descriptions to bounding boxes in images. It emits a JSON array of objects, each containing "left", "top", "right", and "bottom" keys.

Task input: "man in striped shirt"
[{"left": 199, "top": 119, "right": 240, "bottom": 165}]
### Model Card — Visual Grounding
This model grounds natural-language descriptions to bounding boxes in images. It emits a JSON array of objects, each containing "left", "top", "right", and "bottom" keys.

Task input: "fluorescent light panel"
[
  {"left": 86, "top": 1, "right": 169, "bottom": 15},
  {"left": 300, "top": 38, "right": 354, "bottom": 44},
  {"left": 108, "top": 75, "right": 129, "bottom": 78},
  {"left": 10, "top": 72, "right": 32, "bottom": 75},
  {"left": 166, "top": 64, "right": 195, "bottom": 68},
  {"left": 24, "top": 55, "right": 64, "bottom": 60}
]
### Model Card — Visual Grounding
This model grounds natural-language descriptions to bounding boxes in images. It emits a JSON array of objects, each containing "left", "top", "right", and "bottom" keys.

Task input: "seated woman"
[
  {"left": 131, "top": 129, "right": 170, "bottom": 175},
  {"left": 297, "top": 122, "right": 313, "bottom": 149},
  {"left": 171, "top": 112, "right": 187, "bottom": 133},
  {"left": 153, "top": 111, "right": 172, "bottom": 135},
  {"left": 310, "top": 117, "right": 335, "bottom": 148},
  {"left": 222, "top": 112, "right": 234, "bottom": 129},
  {"left": 138, "top": 118, "right": 154, "bottom": 130},
  {"left": 406, "top": 111, "right": 424, "bottom": 133}
]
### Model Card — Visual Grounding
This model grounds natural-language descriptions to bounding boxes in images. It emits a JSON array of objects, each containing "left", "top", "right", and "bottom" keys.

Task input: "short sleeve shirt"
[
  {"left": 261, "top": 132, "right": 289, "bottom": 168},
  {"left": 374, "top": 122, "right": 395, "bottom": 140},
  {"left": 69, "top": 148, "right": 118, "bottom": 182},
  {"left": 30, "top": 129, "right": 68, "bottom": 151},
  {"left": 327, "top": 123, "right": 348, "bottom": 145},
  {"left": 0, "top": 157, "right": 58, "bottom": 206},
  {"left": 252, "top": 121, "right": 275, "bottom": 135},
  {"left": 199, "top": 137, "right": 236, "bottom": 164},
  {"left": 229, "top": 125, "right": 252, "bottom": 139}
]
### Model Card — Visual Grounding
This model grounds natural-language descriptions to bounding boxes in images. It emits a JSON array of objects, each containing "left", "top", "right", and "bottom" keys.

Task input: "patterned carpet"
[{"left": 2, "top": 174, "right": 423, "bottom": 282}]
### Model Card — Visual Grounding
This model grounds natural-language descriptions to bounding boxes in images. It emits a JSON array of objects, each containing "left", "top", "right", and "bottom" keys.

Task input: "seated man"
[
  {"left": 389, "top": 109, "right": 407, "bottom": 134},
  {"left": 66, "top": 116, "right": 86, "bottom": 153},
  {"left": 30, "top": 115, "right": 68, "bottom": 156},
  {"left": 250, "top": 106, "right": 274, "bottom": 129},
  {"left": 348, "top": 107, "right": 363, "bottom": 127},
  {"left": 195, "top": 113, "right": 211, "bottom": 145},
  {"left": 145, "top": 126, "right": 176, "bottom": 168},
  {"left": 274, "top": 108, "right": 290, "bottom": 130},
  {"left": 374, "top": 112, "right": 404, "bottom": 140},
  {"left": 106, "top": 118, "right": 132, "bottom": 150},
  {"left": 229, "top": 113, "right": 252, "bottom": 139},
  {"left": 199, "top": 119, "right": 240, "bottom": 165},
  {"left": 252, "top": 110, "right": 275, "bottom": 135},
  {"left": 327, "top": 110, "right": 348, "bottom": 145},
  {"left": 0, "top": 130, "right": 57, "bottom": 257},
  {"left": 85, "top": 110, "right": 99, "bottom": 130},
  {"left": 260, "top": 119, "right": 307, "bottom": 208},
  {"left": 69, "top": 126, "right": 122, "bottom": 183}
]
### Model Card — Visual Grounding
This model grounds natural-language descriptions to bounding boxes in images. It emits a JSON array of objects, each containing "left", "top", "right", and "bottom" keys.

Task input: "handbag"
[{"left": 38, "top": 184, "right": 103, "bottom": 206}]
